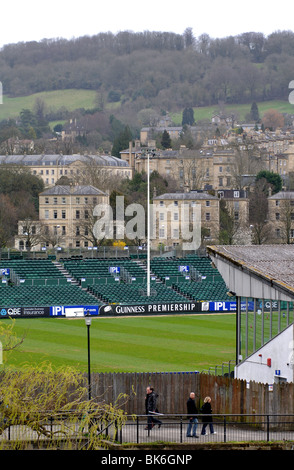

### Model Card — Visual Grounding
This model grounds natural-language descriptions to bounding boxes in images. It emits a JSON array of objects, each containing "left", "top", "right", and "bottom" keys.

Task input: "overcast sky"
[{"left": 0, "top": 0, "right": 293, "bottom": 48}]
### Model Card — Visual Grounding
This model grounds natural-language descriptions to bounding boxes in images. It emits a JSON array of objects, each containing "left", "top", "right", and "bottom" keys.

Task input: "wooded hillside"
[{"left": 1, "top": 29, "right": 294, "bottom": 111}]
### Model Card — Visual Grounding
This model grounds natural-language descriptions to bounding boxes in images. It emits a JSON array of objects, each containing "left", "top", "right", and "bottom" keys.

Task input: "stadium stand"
[
  {"left": 0, "top": 285, "right": 98, "bottom": 307},
  {"left": 150, "top": 254, "right": 233, "bottom": 302},
  {"left": 0, "top": 253, "right": 232, "bottom": 308},
  {"left": 88, "top": 281, "right": 188, "bottom": 304}
]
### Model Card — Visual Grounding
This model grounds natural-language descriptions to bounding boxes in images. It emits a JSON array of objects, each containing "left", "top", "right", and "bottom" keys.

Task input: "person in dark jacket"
[
  {"left": 145, "top": 386, "right": 162, "bottom": 430},
  {"left": 200, "top": 396, "right": 216, "bottom": 435},
  {"left": 186, "top": 392, "right": 199, "bottom": 437}
]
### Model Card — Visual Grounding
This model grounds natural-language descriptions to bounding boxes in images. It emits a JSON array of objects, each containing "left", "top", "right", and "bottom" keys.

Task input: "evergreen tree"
[
  {"left": 182, "top": 107, "right": 194, "bottom": 126},
  {"left": 256, "top": 170, "right": 282, "bottom": 194},
  {"left": 161, "top": 130, "right": 171, "bottom": 149},
  {"left": 250, "top": 102, "right": 260, "bottom": 122},
  {"left": 111, "top": 125, "right": 132, "bottom": 158}
]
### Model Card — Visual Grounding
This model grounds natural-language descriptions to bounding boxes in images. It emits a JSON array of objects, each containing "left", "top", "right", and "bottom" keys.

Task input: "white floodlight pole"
[{"left": 147, "top": 152, "right": 150, "bottom": 296}]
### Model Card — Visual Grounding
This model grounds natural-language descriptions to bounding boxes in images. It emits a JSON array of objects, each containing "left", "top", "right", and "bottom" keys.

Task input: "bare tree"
[
  {"left": 230, "top": 139, "right": 267, "bottom": 190},
  {"left": 19, "top": 218, "right": 45, "bottom": 252},
  {"left": 0, "top": 194, "right": 17, "bottom": 248},
  {"left": 73, "top": 200, "right": 108, "bottom": 248},
  {"left": 41, "top": 225, "right": 65, "bottom": 249},
  {"left": 279, "top": 199, "right": 294, "bottom": 244},
  {"left": 73, "top": 159, "right": 119, "bottom": 194},
  {"left": 249, "top": 180, "right": 272, "bottom": 244}
]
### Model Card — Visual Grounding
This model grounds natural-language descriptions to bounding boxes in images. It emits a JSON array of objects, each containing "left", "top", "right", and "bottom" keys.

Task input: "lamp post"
[{"left": 85, "top": 311, "right": 92, "bottom": 400}]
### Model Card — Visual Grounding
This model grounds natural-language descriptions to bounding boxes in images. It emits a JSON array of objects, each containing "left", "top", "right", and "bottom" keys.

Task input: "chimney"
[{"left": 184, "top": 182, "right": 190, "bottom": 193}]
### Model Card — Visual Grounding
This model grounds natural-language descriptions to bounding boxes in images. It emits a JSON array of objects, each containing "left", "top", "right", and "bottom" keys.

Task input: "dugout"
[{"left": 207, "top": 244, "right": 294, "bottom": 384}]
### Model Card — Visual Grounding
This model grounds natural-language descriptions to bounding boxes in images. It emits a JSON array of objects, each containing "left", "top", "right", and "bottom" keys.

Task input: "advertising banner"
[
  {"left": 50, "top": 305, "right": 99, "bottom": 317},
  {"left": 99, "top": 302, "right": 202, "bottom": 316},
  {"left": 0, "top": 306, "right": 50, "bottom": 318},
  {"left": 0, "top": 305, "right": 99, "bottom": 318}
]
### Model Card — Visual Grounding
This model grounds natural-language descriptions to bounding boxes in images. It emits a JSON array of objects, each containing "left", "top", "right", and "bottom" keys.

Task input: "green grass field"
[
  {"left": 0, "top": 89, "right": 97, "bottom": 121},
  {"left": 2, "top": 309, "right": 291, "bottom": 373},
  {"left": 5, "top": 314, "right": 236, "bottom": 373},
  {"left": 171, "top": 100, "right": 294, "bottom": 125},
  {"left": 0, "top": 88, "right": 292, "bottom": 126}
]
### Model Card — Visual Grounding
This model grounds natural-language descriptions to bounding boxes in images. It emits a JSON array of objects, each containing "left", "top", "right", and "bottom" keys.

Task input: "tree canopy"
[
  {"left": 256, "top": 170, "right": 282, "bottom": 194},
  {"left": 1, "top": 29, "right": 294, "bottom": 109}
]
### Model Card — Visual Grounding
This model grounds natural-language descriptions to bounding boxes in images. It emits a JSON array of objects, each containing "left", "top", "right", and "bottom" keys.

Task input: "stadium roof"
[{"left": 207, "top": 244, "right": 294, "bottom": 301}]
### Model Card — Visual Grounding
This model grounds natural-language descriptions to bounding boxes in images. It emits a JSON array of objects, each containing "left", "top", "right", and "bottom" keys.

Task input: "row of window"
[
  {"left": 275, "top": 212, "right": 294, "bottom": 220},
  {"left": 158, "top": 200, "right": 211, "bottom": 207},
  {"left": 276, "top": 228, "right": 294, "bottom": 238},
  {"left": 159, "top": 212, "right": 213, "bottom": 221},
  {"left": 19, "top": 239, "right": 91, "bottom": 249},
  {"left": 44, "top": 209, "right": 89, "bottom": 219},
  {"left": 159, "top": 228, "right": 211, "bottom": 238},
  {"left": 44, "top": 196, "right": 98, "bottom": 205},
  {"left": 167, "top": 168, "right": 210, "bottom": 177},
  {"left": 275, "top": 200, "right": 294, "bottom": 206},
  {"left": 22, "top": 224, "right": 90, "bottom": 237}
]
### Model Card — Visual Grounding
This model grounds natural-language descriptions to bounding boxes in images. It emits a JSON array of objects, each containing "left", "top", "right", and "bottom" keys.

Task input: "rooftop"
[
  {"left": 207, "top": 244, "right": 294, "bottom": 294},
  {"left": 154, "top": 191, "right": 218, "bottom": 200},
  {"left": 0, "top": 154, "right": 129, "bottom": 167},
  {"left": 40, "top": 185, "right": 107, "bottom": 196},
  {"left": 268, "top": 191, "right": 294, "bottom": 200}
]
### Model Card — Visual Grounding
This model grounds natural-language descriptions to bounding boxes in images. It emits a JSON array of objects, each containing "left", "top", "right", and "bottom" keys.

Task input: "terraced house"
[
  {"left": 152, "top": 190, "right": 219, "bottom": 249},
  {"left": 15, "top": 184, "right": 109, "bottom": 251},
  {"left": 0, "top": 153, "right": 131, "bottom": 187}
]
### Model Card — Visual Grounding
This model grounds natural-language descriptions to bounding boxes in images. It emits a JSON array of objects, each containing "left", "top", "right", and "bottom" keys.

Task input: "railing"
[
  {"left": 119, "top": 414, "right": 294, "bottom": 445},
  {"left": 1, "top": 414, "right": 294, "bottom": 446}
]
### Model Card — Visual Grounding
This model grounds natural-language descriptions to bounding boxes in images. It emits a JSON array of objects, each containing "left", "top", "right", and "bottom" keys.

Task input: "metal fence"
[
  {"left": 1, "top": 414, "right": 294, "bottom": 446},
  {"left": 119, "top": 414, "right": 294, "bottom": 445}
]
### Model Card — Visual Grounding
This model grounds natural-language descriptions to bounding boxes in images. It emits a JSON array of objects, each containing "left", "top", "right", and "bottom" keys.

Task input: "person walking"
[
  {"left": 186, "top": 392, "right": 199, "bottom": 438},
  {"left": 145, "top": 386, "right": 162, "bottom": 430},
  {"left": 200, "top": 396, "right": 216, "bottom": 435}
]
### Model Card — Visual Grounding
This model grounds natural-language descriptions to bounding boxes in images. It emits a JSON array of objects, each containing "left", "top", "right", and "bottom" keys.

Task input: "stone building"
[
  {"left": 0, "top": 153, "right": 132, "bottom": 188},
  {"left": 267, "top": 191, "right": 294, "bottom": 244},
  {"left": 15, "top": 184, "right": 109, "bottom": 251},
  {"left": 151, "top": 190, "right": 219, "bottom": 249}
]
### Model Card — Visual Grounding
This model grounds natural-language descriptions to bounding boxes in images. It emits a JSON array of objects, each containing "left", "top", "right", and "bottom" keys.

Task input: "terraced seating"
[
  {"left": 63, "top": 258, "right": 147, "bottom": 285},
  {"left": 150, "top": 254, "right": 222, "bottom": 282},
  {"left": 0, "top": 255, "right": 231, "bottom": 308},
  {"left": 150, "top": 254, "right": 230, "bottom": 302},
  {"left": 1, "top": 259, "right": 66, "bottom": 281},
  {"left": 0, "top": 285, "right": 98, "bottom": 307},
  {"left": 88, "top": 282, "right": 188, "bottom": 305},
  {"left": 174, "top": 281, "right": 233, "bottom": 302}
]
